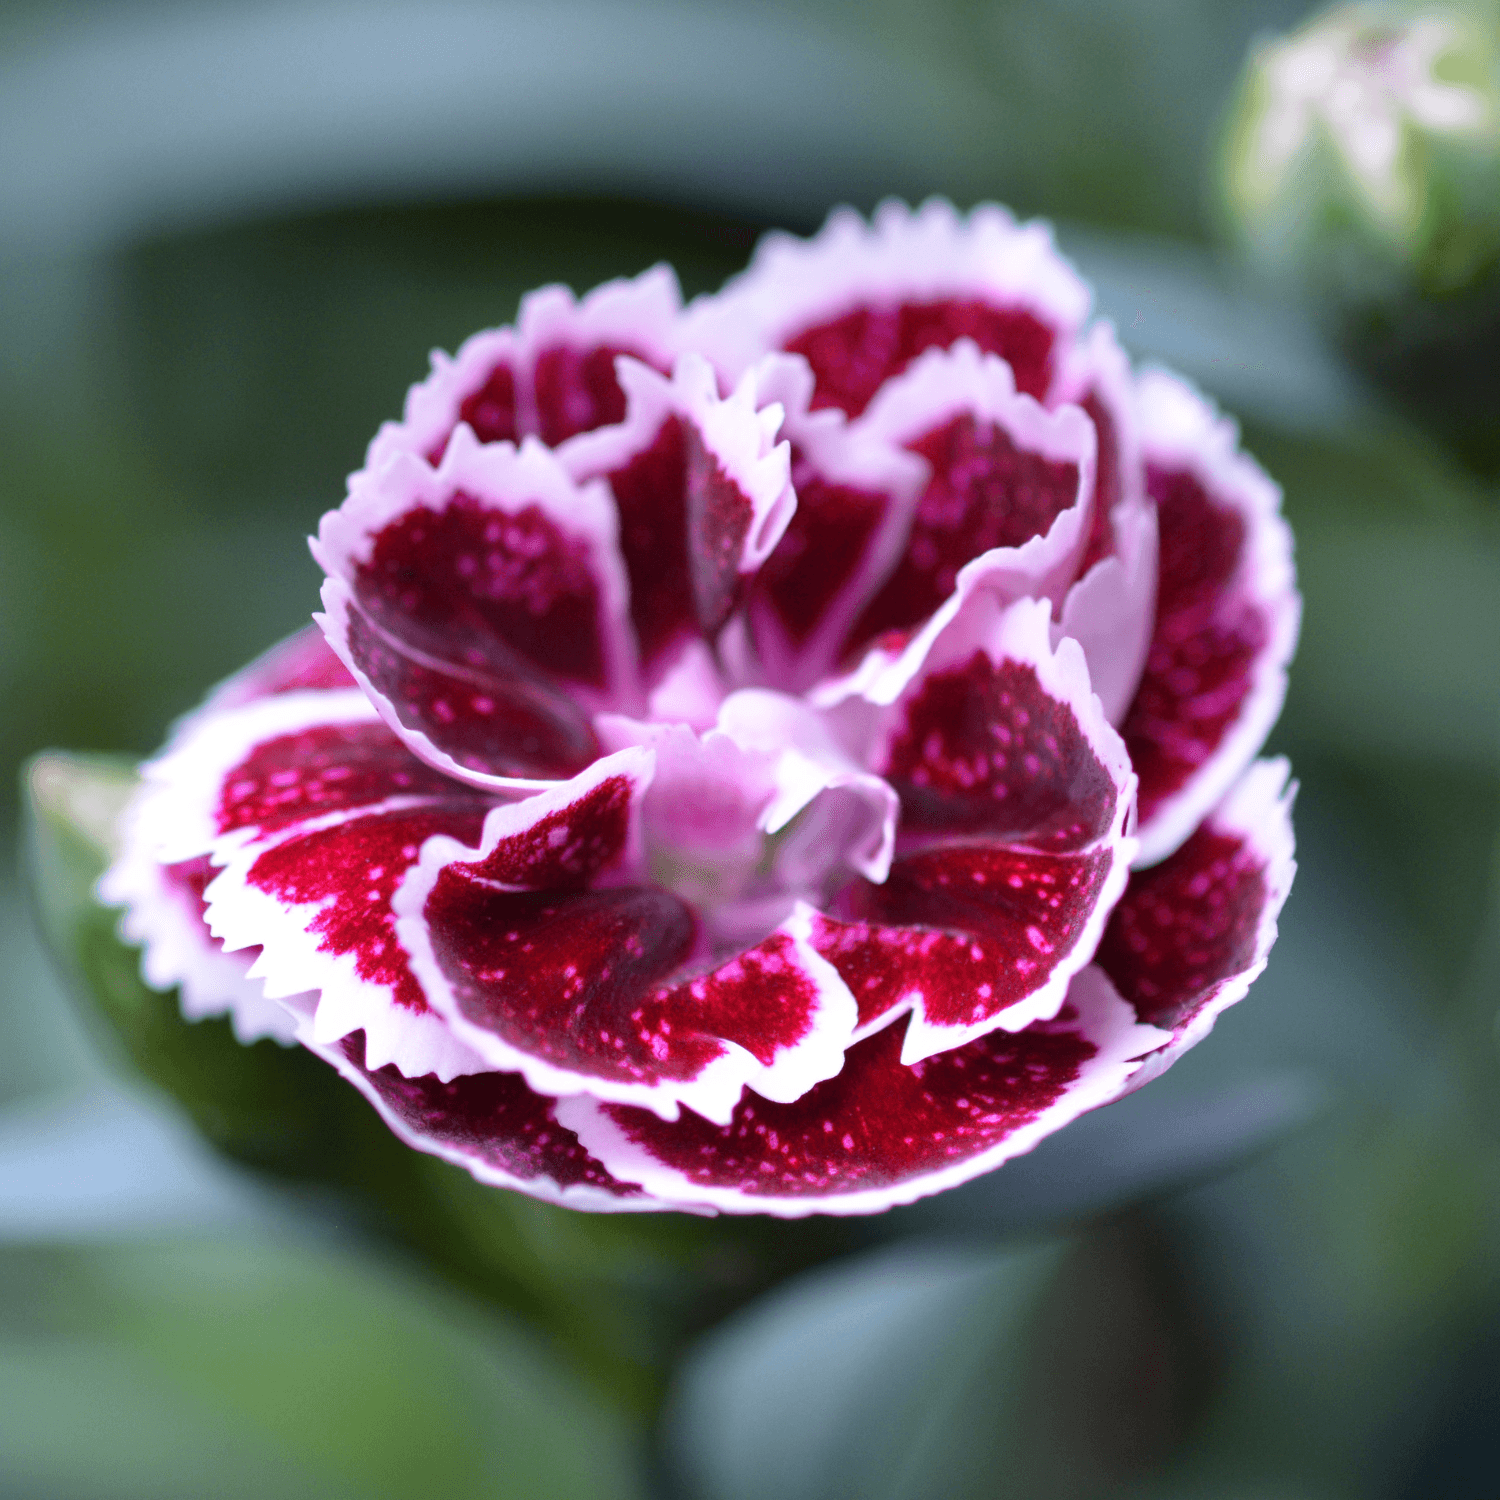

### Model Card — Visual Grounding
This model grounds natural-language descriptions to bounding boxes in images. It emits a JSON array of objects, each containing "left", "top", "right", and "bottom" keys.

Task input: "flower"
[
  {"left": 1221, "top": 2, "right": 1500, "bottom": 289},
  {"left": 102, "top": 200, "right": 1300, "bottom": 1217}
]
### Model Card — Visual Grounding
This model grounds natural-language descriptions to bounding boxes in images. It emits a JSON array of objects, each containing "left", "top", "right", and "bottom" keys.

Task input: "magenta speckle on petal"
[
  {"left": 849, "top": 414, "right": 1079, "bottom": 648},
  {"left": 1097, "top": 824, "right": 1267, "bottom": 1031},
  {"left": 1123, "top": 466, "right": 1269, "bottom": 822},
  {"left": 598, "top": 1014, "right": 1094, "bottom": 1199},
  {"left": 882, "top": 653, "right": 1116, "bottom": 849}
]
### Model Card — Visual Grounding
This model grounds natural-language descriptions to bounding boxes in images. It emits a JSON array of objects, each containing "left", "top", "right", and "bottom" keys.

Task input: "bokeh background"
[{"left": 3, "top": 2, "right": 1499, "bottom": 1496}]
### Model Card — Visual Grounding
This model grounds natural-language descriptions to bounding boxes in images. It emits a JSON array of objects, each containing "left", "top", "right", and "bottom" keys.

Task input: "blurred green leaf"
[
  {"left": 669, "top": 1216, "right": 1212, "bottom": 1500},
  {"left": 0, "top": 1238, "right": 646, "bottom": 1500}
]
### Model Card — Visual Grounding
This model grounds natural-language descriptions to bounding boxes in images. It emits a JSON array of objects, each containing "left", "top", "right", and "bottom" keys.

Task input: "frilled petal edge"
[
  {"left": 557, "top": 965, "right": 1168, "bottom": 1217},
  {"left": 1124, "top": 372, "right": 1300, "bottom": 866},
  {"left": 1097, "top": 756, "right": 1297, "bottom": 1090}
]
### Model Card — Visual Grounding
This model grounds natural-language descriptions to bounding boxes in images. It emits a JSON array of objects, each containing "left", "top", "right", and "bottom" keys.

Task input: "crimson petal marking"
[
  {"left": 741, "top": 354, "right": 928, "bottom": 693},
  {"left": 207, "top": 801, "right": 492, "bottom": 1080},
  {"left": 1096, "top": 758, "right": 1296, "bottom": 1091},
  {"left": 127, "top": 689, "right": 392, "bottom": 861},
  {"left": 868, "top": 594, "right": 1134, "bottom": 849},
  {"left": 397, "top": 764, "right": 858, "bottom": 1120},
  {"left": 316, "top": 428, "right": 638, "bottom": 792},
  {"left": 292, "top": 1029, "right": 682, "bottom": 1212},
  {"left": 203, "top": 624, "right": 357, "bottom": 711},
  {"left": 1123, "top": 372, "right": 1300, "bottom": 866},
  {"left": 682, "top": 198, "right": 1090, "bottom": 415},
  {"left": 98, "top": 844, "right": 300, "bottom": 1046},
  {"left": 362, "top": 265, "right": 682, "bottom": 473},
  {"left": 558, "top": 966, "right": 1166, "bottom": 1216},
  {"left": 563, "top": 354, "right": 794, "bottom": 679},
  {"left": 844, "top": 342, "right": 1096, "bottom": 653},
  {"left": 817, "top": 597, "right": 1136, "bottom": 1052}
]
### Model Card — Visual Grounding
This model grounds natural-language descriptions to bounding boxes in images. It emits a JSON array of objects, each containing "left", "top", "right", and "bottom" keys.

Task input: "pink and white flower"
[{"left": 101, "top": 200, "right": 1300, "bottom": 1217}]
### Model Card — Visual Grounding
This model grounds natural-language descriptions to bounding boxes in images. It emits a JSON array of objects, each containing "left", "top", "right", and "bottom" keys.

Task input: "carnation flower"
[{"left": 102, "top": 200, "right": 1299, "bottom": 1217}]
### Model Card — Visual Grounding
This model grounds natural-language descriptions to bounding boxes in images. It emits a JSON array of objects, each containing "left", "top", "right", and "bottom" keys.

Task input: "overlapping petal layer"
[{"left": 102, "top": 198, "right": 1299, "bottom": 1217}]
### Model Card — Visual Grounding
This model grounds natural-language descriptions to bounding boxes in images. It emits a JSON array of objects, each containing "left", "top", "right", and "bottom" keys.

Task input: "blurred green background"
[{"left": 4, "top": 1, "right": 1500, "bottom": 1496}]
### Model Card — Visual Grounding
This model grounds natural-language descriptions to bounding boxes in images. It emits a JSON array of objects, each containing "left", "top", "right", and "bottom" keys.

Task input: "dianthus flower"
[{"left": 103, "top": 201, "right": 1299, "bottom": 1216}]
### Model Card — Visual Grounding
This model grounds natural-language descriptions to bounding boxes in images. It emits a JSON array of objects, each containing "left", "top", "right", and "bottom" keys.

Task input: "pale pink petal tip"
[
  {"left": 363, "top": 263, "right": 684, "bottom": 472},
  {"left": 683, "top": 198, "right": 1091, "bottom": 411}
]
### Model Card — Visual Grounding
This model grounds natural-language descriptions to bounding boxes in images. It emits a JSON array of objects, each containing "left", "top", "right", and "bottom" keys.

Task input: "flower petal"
[
  {"left": 1122, "top": 372, "right": 1300, "bottom": 866},
  {"left": 363, "top": 265, "right": 682, "bottom": 470},
  {"left": 299, "top": 1029, "right": 678, "bottom": 1212},
  {"left": 740, "top": 355, "right": 928, "bottom": 692},
  {"left": 120, "top": 689, "right": 498, "bottom": 1080},
  {"left": 99, "top": 848, "right": 300, "bottom": 1045},
  {"left": 1095, "top": 758, "right": 1296, "bottom": 1089},
  {"left": 563, "top": 354, "right": 794, "bottom": 675},
  {"left": 316, "top": 429, "right": 638, "bottom": 792},
  {"left": 684, "top": 198, "right": 1090, "bottom": 416},
  {"left": 1053, "top": 495, "right": 1158, "bottom": 727},
  {"left": 843, "top": 342, "right": 1097, "bottom": 650},
  {"left": 99, "top": 642, "right": 369, "bottom": 1046},
  {"left": 396, "top": 762, "right": 860, "bottom": 1123},
  {"left": 556, "top": 966, "right": 1167, "bottom": 1216},
  {"left": 815, "top": 596, "right": 1136, "bottom": 1053}
]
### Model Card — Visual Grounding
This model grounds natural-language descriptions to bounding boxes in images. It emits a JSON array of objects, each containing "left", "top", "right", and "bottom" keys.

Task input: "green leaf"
[{"left": 0, "top": 1239, "right": 646, "bottom": 1500}]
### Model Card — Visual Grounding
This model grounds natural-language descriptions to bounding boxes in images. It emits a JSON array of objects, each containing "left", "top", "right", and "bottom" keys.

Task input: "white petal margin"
[
  {"left": 203, "top": 804, "right": 492, "bottom": 1083},
  {"left": 556, "top": 966, "right": 1170, "bottom": 1218},
  {"left": 206, "top": 746, "right": 654, "bottom": 1084},
  {"left": 1054, "top": 495, "right": 1158, "bottom": 726},
  {"left": 125, "top": 689, "right": 382, "bottom": 864},
  {"left": 278, "top": 1001, "right": 695, "bottom": 1214},
  {"left": 313, "top": 428, "right": 638, "bottom": 793},
  {"left": 1120, "top": 757, "right": 1297, "bottom": 1094},
  {"left": 396, "top": 749, "right": 860, "bottom": 1122},
  {"left": 361, "top": 263, "right": 684, "bottom": 474},
  {"left": 1054, "top": 320, "right": 1146, "bottom": 514},
  {"left": 98, "top": 838, "right": 301, "bottom": 1046},
  {"left": 852, "top": 339, "right": 1098, "bottom": 610},
  {"left": 682, "top": 197, "right": 1091, "bottom": 396},
  {"left": 1131, "top": 370, "right": 1301, "bottom": 867}
]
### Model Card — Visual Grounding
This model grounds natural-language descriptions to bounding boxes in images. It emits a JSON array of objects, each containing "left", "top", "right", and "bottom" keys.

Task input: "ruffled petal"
[
  {"left": 563, "top": 354, "right": 794, "bottom": 678},
  {"left": 740, "top": 355, "right": 928, "bottom": 692},
  {"left": 841, "top": 342, "right": 1097, "bottom": 650},
  {"left": 556, "top": 966, "right": 1167, "bottom": 1216},
  {"left": 684, "top": 198, "right": 1090, "bottom": 415},
  {"left": 363, "top": 265, "right": 683, "bottom": 470},
  {"left": 315, "top": 428, "right": 638, "bottom": 792},
  {"left": 299, "top": 1029, "right": 678, "bottom": 1212},
  {"left": 118, "top": 690, "right": 495, "bottom": 1079},
  {"left": 814, "top": 596, "right": 1137, "bottom": 1055},
  {"left": 99, "top": 848, "right": 300, "bottom": 1046},
  {"left": 1121, "top": 373, "right": 1300, "bottom": 865},
  {"left": 1095, "top": 758, "right": 1296, "bottom": 1089},
  {"left": 395, "top": 761, "right": 859, "bottom": 1122}
]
